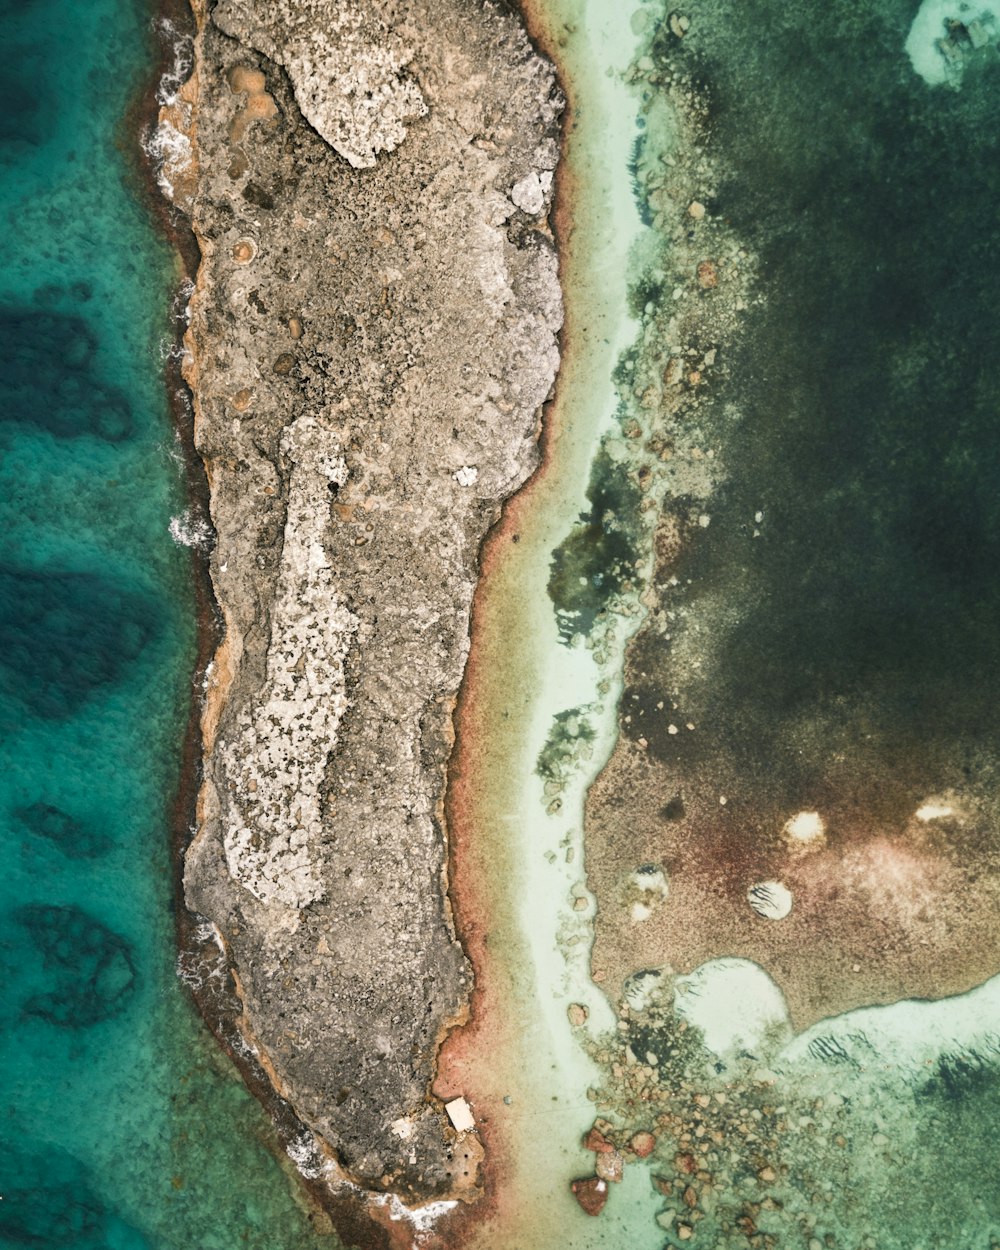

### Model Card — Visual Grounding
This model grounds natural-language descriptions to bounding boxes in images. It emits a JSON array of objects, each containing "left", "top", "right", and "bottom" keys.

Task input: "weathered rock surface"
[{"left": 164, "top": 0, "right": 562, "bottom": 1208}]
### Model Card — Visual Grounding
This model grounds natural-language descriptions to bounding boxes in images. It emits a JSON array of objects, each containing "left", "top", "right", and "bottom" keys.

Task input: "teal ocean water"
[{"left": 0, "top": 1, "right": 339, "bottom": 1246}]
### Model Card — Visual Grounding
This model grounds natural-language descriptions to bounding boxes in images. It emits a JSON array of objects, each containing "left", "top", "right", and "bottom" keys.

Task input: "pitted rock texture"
[
  {"left": 177, "top": 0, "right": 562, "bottom": 1206},
  {"left": 213, "top": 0, "right": 427, "bottom": 169},
  {"left": 218, "top": 414, "right": 358, "bottom": 908}
]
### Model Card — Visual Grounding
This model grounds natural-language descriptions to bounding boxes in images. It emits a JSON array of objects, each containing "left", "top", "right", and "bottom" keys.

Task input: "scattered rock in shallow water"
[
  {"left": 747, "top": 880, "right": 793, "bottom": 920},
  {"left": 583, "top": 1125, "right": 614, "bottom": 1153},
  {"left": 570, "top": 1176, "right": 608, "bottom": 1216},
  {"left": 16, "top": 904, "right": 137, "bottom": 1027},
  {"left": 13, "top": 803, "right": 112, "bottom": 859},
  {"left": 567, "top": 1001, "right": 589, "bottom": 1026},
  {"left": 697, "top": 259, "right": 719, "bottom": 288},
  {"left": 630, "top": 1130, "right": 656, "bottom": 1157},
  {"left": 595, "top": 1149, "right": 624, "bottom": 1183}
]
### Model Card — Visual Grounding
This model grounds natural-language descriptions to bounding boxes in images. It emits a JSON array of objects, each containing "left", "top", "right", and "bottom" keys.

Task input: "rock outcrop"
[{"left": 157, "top": 0, "right": 562, "bottom": 1211}]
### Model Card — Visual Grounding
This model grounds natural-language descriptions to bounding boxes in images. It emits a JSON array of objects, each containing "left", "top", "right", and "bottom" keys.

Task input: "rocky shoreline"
[{"left": 154, "top": 0, "right": 564, "bottom": 1229}]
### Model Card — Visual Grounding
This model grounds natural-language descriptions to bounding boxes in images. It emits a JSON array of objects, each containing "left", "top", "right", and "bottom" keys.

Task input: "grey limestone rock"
[{"left": 170, "top": 0, "right": 563, "bottom": 1209}]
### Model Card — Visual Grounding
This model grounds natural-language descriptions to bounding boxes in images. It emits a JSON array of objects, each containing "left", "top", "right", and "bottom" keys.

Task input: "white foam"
[
  {"left": 169, "top": 509, "right": 214, "bottom": 550},
  {"left": 373, "top": 1193, "right": 460, "bottom": 1234},
  {"left": 285, "top": 1129, "right": 332, "bottom": 1180},
  {"left": 144, "top": 118, "right": 193, "bottom": 201},
  {"left": 154, "top": 17, "right": 194, "bottom": 107}
]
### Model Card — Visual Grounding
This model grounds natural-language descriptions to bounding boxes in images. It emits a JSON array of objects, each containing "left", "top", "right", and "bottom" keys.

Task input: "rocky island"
[{"left": 157, "top": 0, "right": 562, "bottom": 1227}]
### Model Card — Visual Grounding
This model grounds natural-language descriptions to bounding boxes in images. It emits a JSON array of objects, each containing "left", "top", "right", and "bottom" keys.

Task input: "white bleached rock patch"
[
  {"left": 214, "top": 0, "right": 427, "bottom": 168},
  {"left": 510, "top": 169, "right": 552, "bottom": 216},
  {"left": 220, "top": 414, "right": 358, "bottom": 907}
]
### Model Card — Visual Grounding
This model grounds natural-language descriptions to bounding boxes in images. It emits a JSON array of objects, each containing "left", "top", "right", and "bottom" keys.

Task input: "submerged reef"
[
  {"left": 585, "top": 0, "right": 1000, "bottom": 1029},
  {"left": 537, "top": 1, "right": 1000, "bottom": 1245},
  {"left": 157, "top": 0, "right": 563, "bottom": 1224}
]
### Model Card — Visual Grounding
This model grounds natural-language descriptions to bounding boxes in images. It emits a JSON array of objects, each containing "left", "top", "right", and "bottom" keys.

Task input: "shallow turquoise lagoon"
[{"left": 0, "top": 1, "right": 340, "bottom": 1246}]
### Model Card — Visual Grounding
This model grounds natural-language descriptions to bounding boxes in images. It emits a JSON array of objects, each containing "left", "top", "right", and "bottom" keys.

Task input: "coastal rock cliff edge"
[{"left": 158, "top": 0, "right": 562, "bottom": 1214}]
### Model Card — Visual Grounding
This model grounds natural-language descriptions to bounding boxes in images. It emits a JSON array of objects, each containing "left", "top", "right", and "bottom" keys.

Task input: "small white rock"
[
  {"left": 510, "top": 171, "right": 545, "bottom": 215},
  {"left": 444, "top": 1096, "right": 475, "bottom": 1133},
  {"left": 747, "top": 880, "right": 793, "bottom": 920},
  {"left": 453, "top": 465, "right": 479, "bottom": 487}
]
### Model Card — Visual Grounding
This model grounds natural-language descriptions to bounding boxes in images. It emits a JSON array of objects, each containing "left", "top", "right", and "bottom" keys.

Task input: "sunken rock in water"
[
  {"left": 0, "top": 1146, "right": 152, "bottom": 1250},
  {"left": 0, "top": 567, "right": 158, "bottom": 719},
  {"left": 567, "top": 1001, "right": 589, "bottom": 1026},
  {"left": 16, "top": 904, "right": 137, "bottom": 1027},
  {"left": 571, "top": 1176, "right": 609, "bottom": 1216},
  {"left": 13, "top": 802, "right": 112, "bottom": 858},
  {"left": 595, "top": 1149, "right": 625, "bottom": 1183},
  {"left": 747, "top": 879, "right": 793, "bottom": 920},
  {"left": 1, "top": 307, "right": 133, "bottom": 441},
  {"left": 583, "top": 1124, "right": 615, "bottom": 1153}
]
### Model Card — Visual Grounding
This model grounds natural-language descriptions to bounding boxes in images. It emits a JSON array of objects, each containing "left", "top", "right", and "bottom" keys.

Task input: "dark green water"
[
  {"left": 0, "top": 2, "right": 340, "bottom": 1246},
  {"left": 633, "top": 0, "right": 1000, "bottom": 827},
  {"left": 537, "top": 1, "right": 1000, "bottom": 1245}
]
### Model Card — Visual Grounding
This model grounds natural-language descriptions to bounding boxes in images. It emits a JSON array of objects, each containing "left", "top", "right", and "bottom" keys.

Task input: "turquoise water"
[{"left": 0, "top": 1, "right": 340, "bottom": 1246}]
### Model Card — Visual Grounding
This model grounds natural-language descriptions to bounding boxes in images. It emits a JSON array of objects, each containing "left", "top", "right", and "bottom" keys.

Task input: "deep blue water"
[{"left": 0, "top": 1, "right": 340, "bottom": 1246}]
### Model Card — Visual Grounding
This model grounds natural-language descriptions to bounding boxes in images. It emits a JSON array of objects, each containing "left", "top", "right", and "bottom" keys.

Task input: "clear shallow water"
[
  {"left": 0, "top": 1, "right": 340, "bottom": 1246},
  {"left": 542, "top": 0, "right": 1000, "bottom": 1245},
  {"left": 449, "top": 0, "right": 1000, "bottom": 1245}
]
